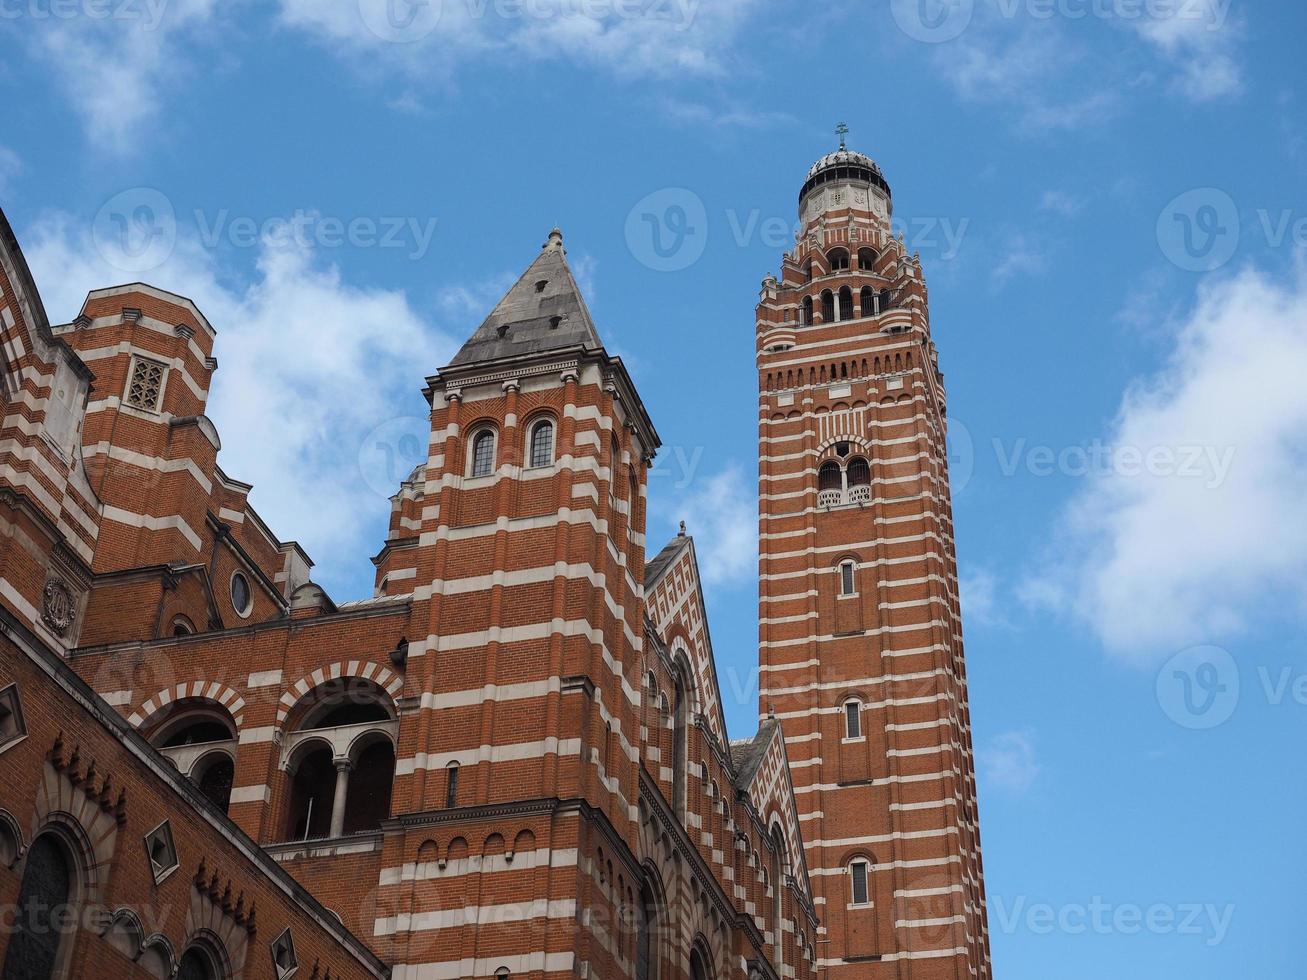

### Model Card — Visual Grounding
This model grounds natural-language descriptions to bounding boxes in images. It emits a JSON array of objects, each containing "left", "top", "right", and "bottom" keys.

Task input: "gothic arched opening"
[{"left": 1, "top": 834, "right": 73, "bottom": 980}]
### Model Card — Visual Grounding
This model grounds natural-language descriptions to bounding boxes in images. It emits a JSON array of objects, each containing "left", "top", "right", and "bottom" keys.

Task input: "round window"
[{"left": 230, "top": 572, "right": 251, "bottom": 617}]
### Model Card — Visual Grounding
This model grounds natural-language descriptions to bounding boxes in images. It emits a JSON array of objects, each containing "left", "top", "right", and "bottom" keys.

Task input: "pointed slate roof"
[{"left": 449, "top": 228, "right": 603, "bottom": 367}]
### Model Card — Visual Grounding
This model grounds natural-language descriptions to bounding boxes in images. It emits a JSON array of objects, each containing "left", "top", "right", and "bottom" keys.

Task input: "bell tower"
[{"left": 755, "top": 142, "right": 991, "bottom": 978}]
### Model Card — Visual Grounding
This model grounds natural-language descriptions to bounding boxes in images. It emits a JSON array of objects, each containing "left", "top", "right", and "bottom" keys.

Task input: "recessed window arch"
[
  {"left": 176, "top": 943, "right": 222, "bottom": 980},
  {"left": 1, "top": 831, "right": 76, "bottom": 980},
  {"left": 671, "top": 660, "right": 690, "bottom": 816},
  {"left": 469, "top": 426, "right": 497, "bottom": 478},
  {"left": 818, "top": 461, "right": 842, "bottom": 494},
  {"left": 635, "top": 878, "right": 662, "bottom": 980},
  {"left": 860, "top": 285, "right": 875, "bottom": 317},
  {"left": 838, "top": 559, "right": 857, "bottom": 598},
  {"left": 769, "top": 824, "right": 786, "bottom": 952},
  {"left": 820, "top": 289, "right": 834, "bottom": 323},
  {"left": 849, "top": 857, "right": 873, "bottom": 906},
  {"left": 858, "top": 247, "right": 877, "bottom": 271},
  {"left": 801, "top": 295, "right": 813, "bottom": 325},
  {"left": 689, "top": 943, "right": 713, "bottom": 980},
  {"left": 171, "top": 615, "right": 195, "bottom": 637},
  {"left": 280, "top": 678, "right": 398, "bottom": 840},
  {"left": 445, "top": 762, "right": 460, "bottom": 808},
  {"left": 827, "top": 247, "right": 850, "bottom": 272},
  {"left": 847, "top": 456, "right": 870, "bottom": 487},
  {"left": 843, "top": 697, "right": 863, "bottom": 739},
  {"left": 193, "top": 751, "right": 235, "bottom": 813},
  {"left": 838, "top": 286, "right": 853, "bottom": 321},
  {"left": 527, "top": 416, "right": 556, "bottom": 468}
]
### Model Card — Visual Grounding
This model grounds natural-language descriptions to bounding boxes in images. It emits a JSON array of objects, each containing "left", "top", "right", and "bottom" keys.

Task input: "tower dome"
[{"left": 799, "top": 148, "right": 892, "bottom": 205}]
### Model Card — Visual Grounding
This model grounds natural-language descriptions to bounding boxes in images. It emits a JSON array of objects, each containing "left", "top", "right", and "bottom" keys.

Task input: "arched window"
[
  {"left": 177, "top": 946, "right": 220, "bottom": 980},
  {"left": 343, "top": 738, "right": 396, "bottom": 834},
  {"left": 148, "top": 702, "right": 238, "bottom": 814},
  {"left": 878, "top": 288, "right": 891, "bottom": 313},
  {"left": 847, "top": 457, "right": 870, "bottom": 487},
  {"left": 820, "top": 290, "right": 834, "bottom": 323},
  {"left": 770, "top": 825, "right": 786, "bottom": 954},
  {"left": 690, "top": 945, "right": 712, "bottom": 980},
  {"left": 171, "top": 616, "right": 195, "bottom": 636},
  {"left": 805, "top": 259, "right": 815, "bottom": 283},
  {"left": 285, "top": 745, "right": 334, "bottom": 841},
  {"left": 818, "top": 462, "right": 841, "bottom": 494},
  {"left": 672, "top": 666, "right": 689, "bottom": 815},
  {"left": 858, "top": 247, "right": 877, "bottom": 271},
  {"left": 860, "top": 286, "right": 875, "bottom": 318},
  {"left": 470, "top": 428, "right": 496, "bottom": 478},
  {"left": 445, "top": 763, "right": 460, "bottom": 808},
  {"left": 838, "top": 286, "right": 853, "bottom": 321},
  {"left": 1, "top": 834, "right": 73, "bottom": 980},
  {"left": 194, "top": 753, "right": 234, "bottom": 813},
  {"left": 839, "top": 560, "right": 857, "bottom": 598},
  {"left": 849, "top": 858, "right": 872, "bottom": 906},
  {"left": 843, "top": 698, "right": 862, "bottom": 738},
  {"left": 635, "top": 881, "right": 659, "bottom": 980},
  {"left": 528, "top": 418, "right": 555, "bottom": 468},
  {"left": 801, "top": 295, "right": 813, "bottom": 325},
  {"left": 827, "top": 248, "right": 849, "bottom": 272}
]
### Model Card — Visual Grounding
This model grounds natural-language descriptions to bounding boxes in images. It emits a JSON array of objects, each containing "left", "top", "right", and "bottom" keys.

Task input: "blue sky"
[{"left": 3, "top": 0, "right": 1305, "bottom": 975}]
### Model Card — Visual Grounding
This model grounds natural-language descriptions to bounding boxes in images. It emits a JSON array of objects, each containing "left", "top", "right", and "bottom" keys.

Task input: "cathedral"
[{"left": 0, "top": 148, "right": 990, "bottom": 979}]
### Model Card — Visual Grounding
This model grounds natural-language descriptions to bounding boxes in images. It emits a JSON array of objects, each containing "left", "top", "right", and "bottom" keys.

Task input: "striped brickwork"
[{"left": 755, "top": 155, "right": 991, "bottom": 979}]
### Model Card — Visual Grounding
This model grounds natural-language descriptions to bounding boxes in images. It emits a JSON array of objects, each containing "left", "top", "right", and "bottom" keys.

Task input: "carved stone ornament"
[{"left": 41, "top": 579, "right": 75, "bottom": 636}]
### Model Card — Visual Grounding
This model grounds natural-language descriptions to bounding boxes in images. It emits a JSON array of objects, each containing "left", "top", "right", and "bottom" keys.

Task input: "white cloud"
[
  {"left": 17, "top": 0, "right": 220, "bottom": 153},
  {"left": 1037, "top": 259, "right": 1307, "bottom": 659},
  {"left": 0, "top": 146, "right": 20, "bottom": 196},
  {"left": 1039, "top": 189, "right": 1084, "bottom": 218},
  {"left": 652, "top": 462, "right": 755, "bottom": 588},
  {"left": 978, "top": 730, "right": 1039, "bottom": 792},
  {"left": 959, "top": 569, "right": 1005, "bottom": 628},
  {"left": 279, "top": 0, "right": 762, "bottom": 82},
  {"left": 1131, "top": 1, "right": 1243, "bottom": 102},
  {"left": 991, "top": 232, "right": 1048, "bottom": 283},
  {"left": 22, "top": 212, "right": 453, "bottom": 596}
]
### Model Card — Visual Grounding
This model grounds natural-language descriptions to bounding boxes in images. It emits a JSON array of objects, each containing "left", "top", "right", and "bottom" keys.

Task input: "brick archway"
[
  {"left": 276, "top": 660, "right": 404, "bottom": 726},
  {"left": 129, "top": 681, "right": 246, "bottom": 731}
]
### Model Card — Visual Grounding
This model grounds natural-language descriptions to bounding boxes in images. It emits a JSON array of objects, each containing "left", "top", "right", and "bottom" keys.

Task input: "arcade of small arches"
[
  {"left": 817, "top": 448, "right": 872, "bottom": 508},
  {"left": 140, "top": 676, "right": 401, "bottom": 844},
  {"left": 762, "top": 349, "right": 916, "bottom": 393}
]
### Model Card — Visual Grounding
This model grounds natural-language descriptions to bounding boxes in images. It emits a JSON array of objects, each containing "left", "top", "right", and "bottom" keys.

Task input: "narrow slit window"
[
  {"left": 850, "top": 860, "right": 870, "bottom": 905},
  {"left": 840, "top": 561, "right": 856, "bottom": 596},
  {"left": 844, "top": 700, "right": 861, "bottom": 739}
]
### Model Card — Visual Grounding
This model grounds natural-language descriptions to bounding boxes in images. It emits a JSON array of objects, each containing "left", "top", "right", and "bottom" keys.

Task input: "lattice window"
[
  {"left": 125, "top": 356, "right": 165, "bottom": 411},
  {"left": 529, "top": 419, "right": 554, "bottom": 468}
]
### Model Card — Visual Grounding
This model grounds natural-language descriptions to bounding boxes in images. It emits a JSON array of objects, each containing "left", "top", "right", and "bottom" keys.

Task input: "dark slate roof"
[
  {"left": 731, "top": 719, "right": 780, "bottom": 787},
  {"left": 449, "top": 229, "right": 602, "bottom": 366},
  {"left": 644, "top": 533, "right": 690, "bottom": 591}
]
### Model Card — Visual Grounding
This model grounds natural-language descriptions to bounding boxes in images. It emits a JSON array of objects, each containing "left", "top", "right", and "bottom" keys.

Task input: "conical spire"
[{"left": 449, "top": 228, "right": 603, "bottom": 367}]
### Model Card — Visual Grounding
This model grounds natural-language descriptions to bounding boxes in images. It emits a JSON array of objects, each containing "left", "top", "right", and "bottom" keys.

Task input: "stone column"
[{"left": 329, "top": 759, "right": 352, "bottom": 838}]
